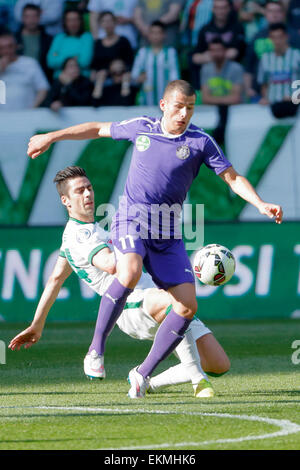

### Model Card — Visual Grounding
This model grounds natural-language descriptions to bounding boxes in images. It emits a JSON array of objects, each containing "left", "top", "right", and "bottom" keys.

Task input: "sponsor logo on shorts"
[
  {"left": 185, "top": 268, "right": 193, "bottom": 275},
  {"left": 136, "top": 135, "right": 151, "bottom": 152},
  {"left": 176, "top": 145, "right": 190, "bottom": 160}
]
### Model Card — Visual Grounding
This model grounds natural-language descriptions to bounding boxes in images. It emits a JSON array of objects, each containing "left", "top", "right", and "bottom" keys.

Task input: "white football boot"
[
  {"left": 84, "top": 349, "right": 106, "bottom": 380},
  {"left": 127, "top": 367, "right": 150, "bottom": 398}
]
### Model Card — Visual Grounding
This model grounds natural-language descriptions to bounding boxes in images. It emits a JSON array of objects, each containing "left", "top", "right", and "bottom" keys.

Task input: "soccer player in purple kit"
[{"left": 27, "top": 80, "right": 283, "bottom": 398}]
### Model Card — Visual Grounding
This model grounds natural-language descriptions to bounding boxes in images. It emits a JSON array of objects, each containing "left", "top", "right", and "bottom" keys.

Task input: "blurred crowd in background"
[{"left": 0, "top": 0, "right": 299, "bottom": 143}]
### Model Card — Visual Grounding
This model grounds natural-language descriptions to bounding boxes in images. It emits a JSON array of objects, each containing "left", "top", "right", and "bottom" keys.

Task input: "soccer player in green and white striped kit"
[
  {"left": 9, "top": 166, "right": 230, "bottom": 398},
  {"left": 257, "top": 22, "right": 300, "bottom": 118},
  {"left": 131, "top": 21, "right": 180, "bottom": 105}
]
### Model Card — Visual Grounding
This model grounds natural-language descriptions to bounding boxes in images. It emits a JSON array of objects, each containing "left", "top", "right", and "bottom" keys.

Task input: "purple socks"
[
  {"left": 89, "top": 281, "right": 192, "bottom": 380},
  {"left": 138, "top": 309, "right": 192, "bottom": 378},
  {"left": 89, "top": 278, "right": 132, "bottom": 355}
]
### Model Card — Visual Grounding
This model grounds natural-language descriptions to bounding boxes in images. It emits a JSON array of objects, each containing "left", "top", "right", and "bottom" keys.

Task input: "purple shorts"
[{"left": 111, "top": 224, "right": 195, "bottom": 290}]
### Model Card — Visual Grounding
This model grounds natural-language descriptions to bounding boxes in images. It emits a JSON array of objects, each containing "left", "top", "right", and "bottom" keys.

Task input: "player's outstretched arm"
[
  {"left": 219, "top": 166, "right": 283, "bottom": 224},
  {"left": 27, "top": 122, "right": 113, "bottom": 159},
  {"left": 8, "top": 256, "right": 72, "bottom": 351}
]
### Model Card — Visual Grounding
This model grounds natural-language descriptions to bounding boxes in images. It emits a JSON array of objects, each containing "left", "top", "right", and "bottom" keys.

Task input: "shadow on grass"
[
  {"left": 1, "top": 398, "right": 299, "bottom": 413},
  {"left": 0, "top": 391, "right": 125, "bottom": 396},
  {"left": 235, "top": 390, "right": 300, "bottom": 397}
]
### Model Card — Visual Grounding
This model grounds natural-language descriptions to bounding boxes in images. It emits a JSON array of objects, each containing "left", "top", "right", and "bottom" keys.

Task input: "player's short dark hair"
[
  {"left": 0, "top": 31, "right": 17, "bottom": 42},
  {"left": 209, "top": 37, "right": 227, "bottom": 48},
  {"left": 150, "top": 20, "right": 166, "bottom": 31},
  {"left": 62, "top": 56, "right": 79, "bottom": 70},
  {"left": 99, "top": 10, "right": 116, "bottom": 22},
  {"left": 54, "top": 166, "right": 88, "bottom": 196},
  {"left": 269, "top": 22, "right": 287, "bottom": 33},
  {"left": 22, "top": 3, "right": 41, "bottom": 14},
  {"left": 213, "top": 0, "right": 231, "bottom": 6},
  {"left": 266, "top": 0, "right": 284, "bottom": 10},
  {"left": 164, "top": 80, "right": 196, "bottom": 98},
  {"left": 63, "top": 8, "right": 85, "bottom": 36}
]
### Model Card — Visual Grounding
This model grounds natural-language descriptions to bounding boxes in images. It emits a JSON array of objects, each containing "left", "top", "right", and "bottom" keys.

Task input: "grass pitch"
[{"left": 0, "top": 319, "right": 300, "bottom": 450}]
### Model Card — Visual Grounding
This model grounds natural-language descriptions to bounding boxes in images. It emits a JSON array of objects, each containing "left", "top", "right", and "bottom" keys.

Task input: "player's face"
[
  {"left": 63, "top": 58, "right": 80, "bottom": 81},
  {"left": 266, "top": 4, "right": 285, "bottom": 24},
  {"left": 100, "top": 13, "right": 116, "bottom": 35},
  {"left": 148, "top": 25, "right": 165, "bottom": 47},
  {"left": 65, "top": 11, "right": 82, "bottom": 35},
  {"left": 209, "top": 43, "right": 226, "bottom": 62},
  {"left": 160, "top": 90, "right": 196, "bottom": 135},
  {"left": 22, "top": 9, "right": 40, "bottom": 31},
  {"left": 213, "top": 0, "right": 230, "bottom": 22},
  {"left": 0, "top": 36, "right": 17, "bottom": 59},
  {"left": 270, "top": 30, "right": 288, "bottom": 52},
  {"left": 109, "top": 59, "right": 126, "bottom": 83},
  {"left": 63, "top": 177, "right": 95, "bottom": 220}
]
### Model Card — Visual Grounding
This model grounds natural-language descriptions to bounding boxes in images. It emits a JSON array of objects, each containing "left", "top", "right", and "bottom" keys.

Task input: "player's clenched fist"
[{"left": 27, "top": 134, "right": 53, "bottom": 159}]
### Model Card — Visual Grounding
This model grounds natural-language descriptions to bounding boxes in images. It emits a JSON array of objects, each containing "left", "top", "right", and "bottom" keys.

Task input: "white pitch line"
[{"left": 1, "top": 405, "right": 299, "bottom": 449}]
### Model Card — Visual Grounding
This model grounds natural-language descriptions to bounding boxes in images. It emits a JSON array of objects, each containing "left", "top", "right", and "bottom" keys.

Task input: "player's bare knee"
[
  {"left": 174, "top": 300, "right": 197, "bottom": 319},
  {"left": 183, "top": 309, "right": 195, "bottom": 320},
  {"left": 117, "top": 265, "right": 142, "bottom": 289},
  {"left": 116, "top": 255, "right": 143, "bottom": 288}
]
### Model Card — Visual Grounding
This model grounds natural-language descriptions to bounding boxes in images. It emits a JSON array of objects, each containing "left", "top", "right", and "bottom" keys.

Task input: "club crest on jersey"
[
  {"left": 136, "top": 135, "right": 151, "bottom": 152},
  {"left": 76, "top": 228, "right": 91, "bottom": 243},
  {"left": 176, "top": 145, "right": 190, "bottom": 160}
]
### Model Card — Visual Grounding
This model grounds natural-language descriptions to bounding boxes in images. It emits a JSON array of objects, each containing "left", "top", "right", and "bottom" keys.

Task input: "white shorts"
[
  {"left": 116, "top": 289, "right": 211, "bottom": 341},
  {"left": 186, "top": 317, "right": 212, "bottom": 342},
  {"left": 116, "top": 288, "right": 158, "bottom": 340}
]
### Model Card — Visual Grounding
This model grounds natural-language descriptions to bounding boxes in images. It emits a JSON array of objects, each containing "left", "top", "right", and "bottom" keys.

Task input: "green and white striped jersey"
[
  {"left": 59, "top": 218, "right": 113, "bottom": 296},
  {"left": 257, "top": 47, "right": 300, "bottom": 104},
  {"left": 59, "top": 218, "right": 155, "bottom": 297},
  {"left": 131, "top": 46, "right": 180, "bottom": 105}
]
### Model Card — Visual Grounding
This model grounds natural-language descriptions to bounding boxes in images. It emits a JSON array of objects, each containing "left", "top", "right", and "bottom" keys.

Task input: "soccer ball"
[{"left": 193, "top": 244, "right": 235, "bottom": 286}]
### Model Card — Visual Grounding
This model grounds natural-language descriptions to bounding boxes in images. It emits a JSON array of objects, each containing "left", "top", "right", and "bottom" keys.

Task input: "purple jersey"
[{"left": 110, "top": 116, "right": 232, "bottom": 237}]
